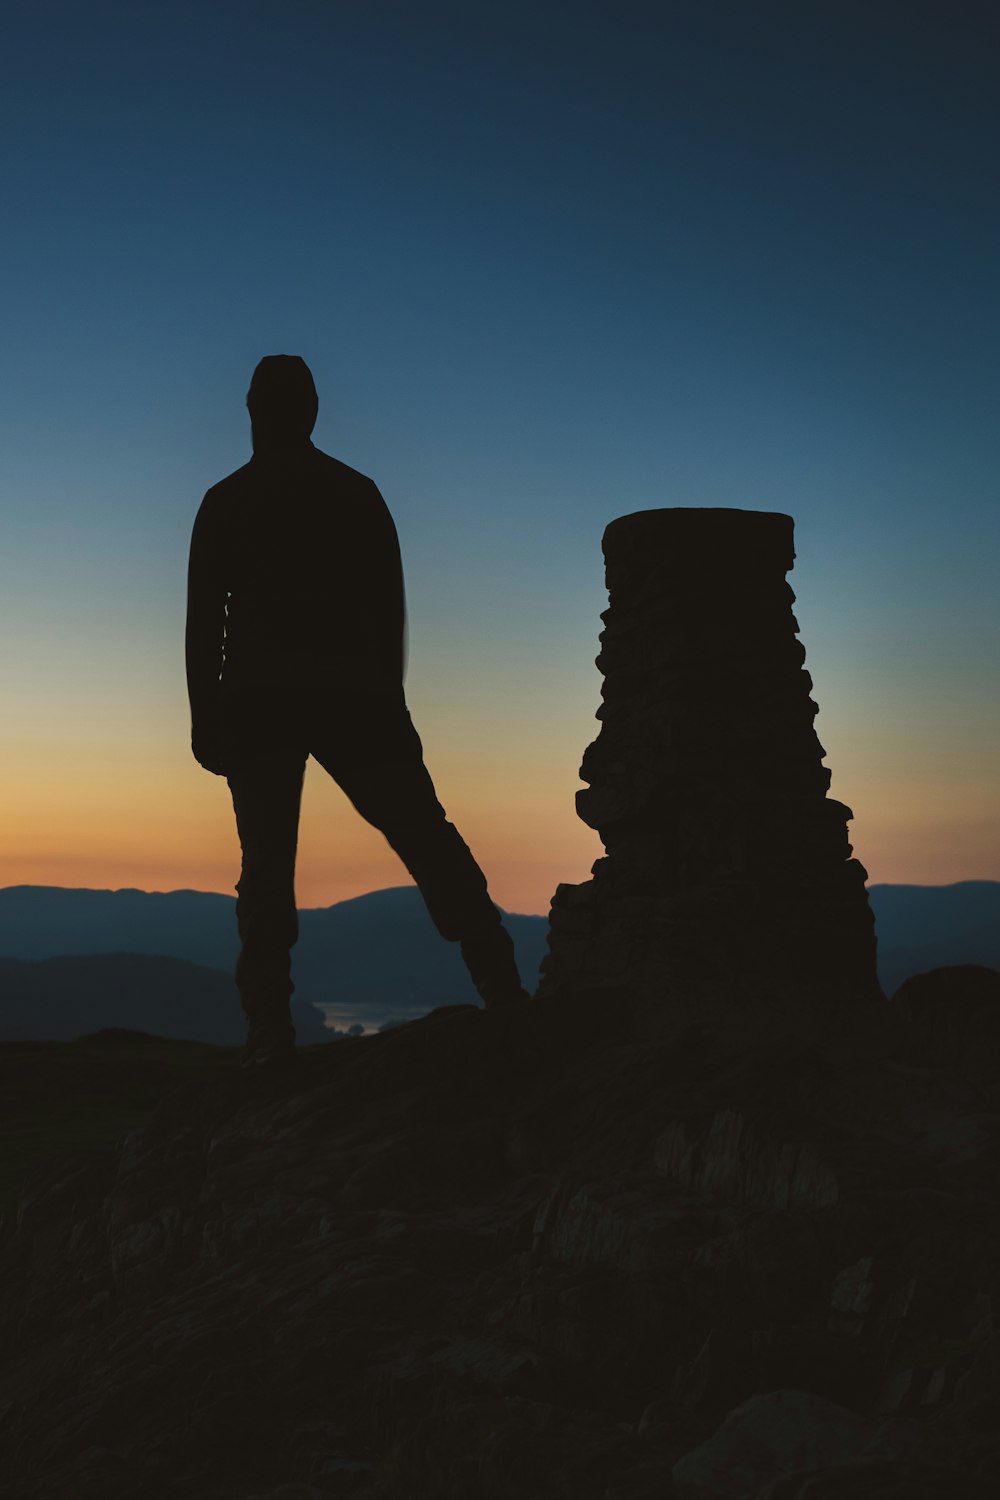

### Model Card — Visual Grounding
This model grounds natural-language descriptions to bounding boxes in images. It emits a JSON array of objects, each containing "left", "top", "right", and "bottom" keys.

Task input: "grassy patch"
[{"left": 0, "top": 1031, "right": 235, "bottom": 1214}]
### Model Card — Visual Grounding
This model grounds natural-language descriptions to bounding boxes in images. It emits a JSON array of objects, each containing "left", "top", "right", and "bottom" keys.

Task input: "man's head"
[{"left": 247, "top": 355, "right": 319, "bottom": 446}]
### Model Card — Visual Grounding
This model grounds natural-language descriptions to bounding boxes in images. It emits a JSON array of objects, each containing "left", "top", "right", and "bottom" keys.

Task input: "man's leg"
[
  {"left": 312, "top": 716, "right": 529, "bottom": 1007},
  {"left": 227, "top": 749, "right": 308, "bottom": 1058}
]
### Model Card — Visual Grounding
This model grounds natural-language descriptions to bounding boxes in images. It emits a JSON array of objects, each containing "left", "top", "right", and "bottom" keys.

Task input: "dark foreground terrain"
[{"left": 2, "top": 968, "right": 999, "bottom": 1499}]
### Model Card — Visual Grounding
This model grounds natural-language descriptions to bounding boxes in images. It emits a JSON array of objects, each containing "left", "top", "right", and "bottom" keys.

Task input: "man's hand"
[{"left": 192, "top": 721, "right": 231, "bottom": 777}]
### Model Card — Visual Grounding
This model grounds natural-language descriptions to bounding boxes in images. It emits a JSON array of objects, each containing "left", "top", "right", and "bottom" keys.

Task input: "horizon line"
[{"left": 2, "top": 877, "right": 999, "bottom": 916}]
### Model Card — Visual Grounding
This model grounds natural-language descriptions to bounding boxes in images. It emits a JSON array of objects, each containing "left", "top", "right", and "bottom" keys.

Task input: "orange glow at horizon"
[
  {"left": 4, "top": 653, "right": 1000, "bottom": 911},
  {"left": 5, "top": 735, "right": 1000, "bottom": 911},
  {"left": 0, "top": 728, "right": 604, "bottom": 915}
]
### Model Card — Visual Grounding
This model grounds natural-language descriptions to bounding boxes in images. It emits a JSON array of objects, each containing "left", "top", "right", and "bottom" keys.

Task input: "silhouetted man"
[{"left": 186, "top": 356, "right": 529, "bottom": 1065}]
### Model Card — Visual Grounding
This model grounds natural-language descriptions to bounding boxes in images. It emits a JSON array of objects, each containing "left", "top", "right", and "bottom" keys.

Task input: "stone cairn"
[{"left": 540, "top": 508, "right": 880, "bottom": 1028}]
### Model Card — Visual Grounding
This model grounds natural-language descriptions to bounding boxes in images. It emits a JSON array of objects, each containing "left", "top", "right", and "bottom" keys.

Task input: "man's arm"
[
  {"left": 185, "top": 495, "right": 229, "bottom": 774},
  {"left": 368, "top": 480, "right": 407, "bottom": 687}
]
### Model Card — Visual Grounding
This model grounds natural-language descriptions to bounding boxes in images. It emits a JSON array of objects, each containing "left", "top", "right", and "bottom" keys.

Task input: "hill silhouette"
[
  {"left": 2, "top": 882, "right": 999, "bottom": 1030},
  {"left": 0, "top": 953, "right": 331, "bottom": 1045},
  {"left": 867, "top": 881, "right": 1000, "bottom": 993},
  {"left": 0, "top": 885, "right": 549, "bottom": 1027}
]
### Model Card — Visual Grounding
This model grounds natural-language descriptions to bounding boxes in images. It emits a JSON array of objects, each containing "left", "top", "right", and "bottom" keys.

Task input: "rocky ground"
[{"left": 1, "top": 967, "right": 999, "bottom": 1499}]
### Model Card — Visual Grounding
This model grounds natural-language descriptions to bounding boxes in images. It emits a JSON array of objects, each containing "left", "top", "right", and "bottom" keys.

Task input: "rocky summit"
[
  {"left": 543, "top": 508, "right": 879, "bottom": 1025},
  {"left": 1, "top": 967, "right": 999, "bottom": 1500}
]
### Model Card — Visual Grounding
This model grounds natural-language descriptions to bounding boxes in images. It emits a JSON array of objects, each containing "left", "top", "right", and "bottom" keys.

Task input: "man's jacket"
[{"left": 186, "top": 443, "right": 406, "bottom": 769}]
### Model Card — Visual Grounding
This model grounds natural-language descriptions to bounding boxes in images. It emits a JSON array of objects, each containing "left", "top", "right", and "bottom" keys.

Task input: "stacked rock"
[{"left": 540, "top": 508, "right": 879, "bottom": 1022}]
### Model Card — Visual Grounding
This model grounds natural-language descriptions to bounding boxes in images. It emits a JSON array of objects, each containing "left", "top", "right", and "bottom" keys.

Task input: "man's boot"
[{"left": 460, "top": 918, "right": 531, "bottom": 1008}]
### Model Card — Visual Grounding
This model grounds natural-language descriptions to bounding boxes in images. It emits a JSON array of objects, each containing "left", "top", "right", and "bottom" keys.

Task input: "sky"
[{"left": 1, "top": 0, "right": 998, "bottom": 914}]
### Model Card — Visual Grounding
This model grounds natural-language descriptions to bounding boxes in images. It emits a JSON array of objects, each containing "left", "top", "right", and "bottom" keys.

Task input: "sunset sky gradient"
[{"left": 1, "top": 0, "right": 998, "bottom": 913}]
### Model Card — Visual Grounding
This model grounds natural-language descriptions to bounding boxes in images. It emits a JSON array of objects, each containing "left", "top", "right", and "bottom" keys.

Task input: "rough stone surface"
[
  {"left": 540, "top": 509, "right": 880, "bottom": 1028},
  {"left": 1, "top": 973, "right": 999, "bottom": 1499},
  {"left": 890, "top": 965, "right": 1000, "bottom": 1092},
  {"left": 672, "top": 1389, "right": 875, "bottom": 1498}
]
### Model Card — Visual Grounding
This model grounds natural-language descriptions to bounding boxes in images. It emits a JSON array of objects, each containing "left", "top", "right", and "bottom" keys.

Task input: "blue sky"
[{"left": 1, "top": 0, "right": 998, "bottom": 909}]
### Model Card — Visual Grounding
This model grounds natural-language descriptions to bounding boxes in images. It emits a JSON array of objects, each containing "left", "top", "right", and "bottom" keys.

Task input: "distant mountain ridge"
[
  {"left": 867, "top": 880, "right": 1000, "bottom": 995},
  {"left": 0, "top": 952, "right": 331, "bottom": 1045},
  {"left": 0, "top": 886, "right": 234, "bottom": 968},
  {"left": 0, "top": 885, "right": 551, "bottom": 1028},
  {"left": 0, "top": 882, "right": 997, "bottom": 1030}
]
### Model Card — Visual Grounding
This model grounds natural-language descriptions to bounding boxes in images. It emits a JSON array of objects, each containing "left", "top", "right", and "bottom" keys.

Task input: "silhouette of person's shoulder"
[
  {"left": 308, "top": 447, "right": 376, "bottom": 491},
  {"left": 200, "top": 460, "right": 255, "bottom": 510},
  {"left": 196, "top": 450, "right": 386, "bottom": 542},
  {"left": 202, "top": 448, "right": 378, "bottom": 504}
]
